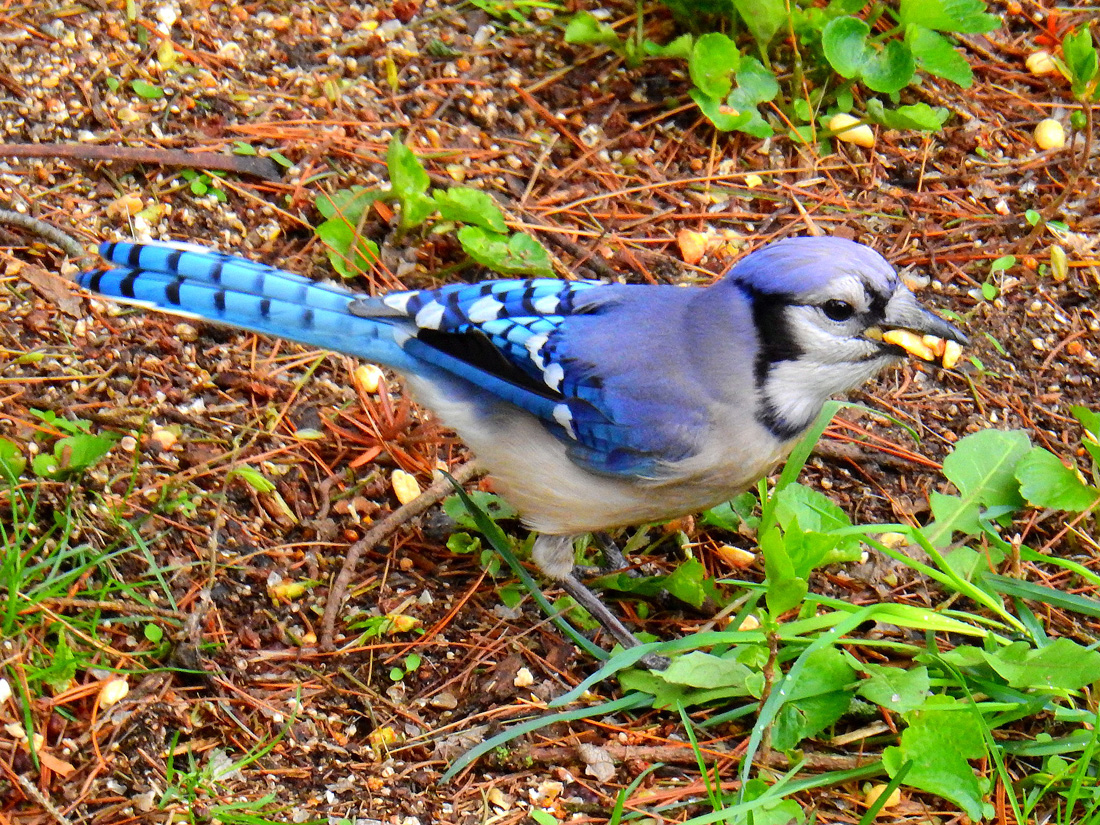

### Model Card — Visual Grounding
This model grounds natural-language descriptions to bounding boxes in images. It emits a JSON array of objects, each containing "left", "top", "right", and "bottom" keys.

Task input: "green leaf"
[
  {"left": 660, "top": 558, "right": 708, "bottom": 609},
  {"left": 828, "top": 0, "right": 870, "bottom": 13},
  {"left": 732, "top": 0, "right": 786, "bottom": 47},
  {"left": 771, "top": 647, "right": 855, "bottom": 750},
  {"left": 690, "top": 89, "right": 754, "bottom": 133},
  {"left": 457, "top": 228, "right": 554, "bottom": 277},
  {"left": 866, "top": 100, "right": 949, "bottom": 130},
  {"left": 700, "top": 490, "right": 758, "bottom": 532},
  {"left": 657, "top": 650, "right": 754, "bottom": 689},
  {"left": 564, "top": 12, "right": 620, "bottom": 48},
  {"left": 33, "top": 434, "right": 116, "bottom": 479},
  {"left": 906, "top": 25, "right": 973, "bottom": 86},
  {"left": 762, "top": 526, "right": 808, "bottom": 614},
  {"left": 131, "top": 79, "right": 164, "bottom": 99},
  {"left": 446, "top": 532, "right": 481, "bottom": 555},
  {"left": 856, "top": 662, "right": 931, "bottom": 714},
  {"left": 1016, "top": 448, "right": 1099, "bottom": 512},
  {"left": 227, "top": 465, "right": 275, "bottom": 493},
  {"left": 442, "top": 490, "right": 518, "bottom": 529},
  {"left": 982, "top": 638, "right": 1100, "bottom": 691},
  {"left": 882, "top": 695, "right": 986, "bottom": 820},
  {"left": 821, "top": 16, "right": 871, "bottom": 79},
  {"left": 0, "top": 437, "right": 26, "bottom": 481},
  {"left": 315, "top": 218, "right": 379, "bottom": 278},
  {"left": 315, "top": 186, "right": 383, "bottom": 222},
  {"left": 897, "top": 0, "right": 1001, "bottom": 34},
  {"left": 643, "top": 33, "right": 693, "bottom": 60},
  {"left": 432, "top": 187, "right": 507, "bottom": 232},
  {"left": 734, "top": 57, "right": 780, "bottom": 104},
  {"left": 690, "top": 32, "right": 741, "bottom": 99},
  {"left": 861, "top": 39, "right": 916, "bottom": 94},
  {"left": 387, "top": 137, "right": 431, "bottom": 228},
  {"left": 925, "top": 429, "right": 1031, "bottom": 545},
  {"left": 232, "top": 141, "right": 258, "bottom": 156},
  {"left": 1062, "top": 26, "right": 1098, "bottom": 99}
]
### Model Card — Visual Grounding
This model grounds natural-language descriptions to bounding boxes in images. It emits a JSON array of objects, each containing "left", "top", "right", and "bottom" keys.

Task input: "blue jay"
[{"left": 77, "top": 236, "right": 966, "bottom": 656}]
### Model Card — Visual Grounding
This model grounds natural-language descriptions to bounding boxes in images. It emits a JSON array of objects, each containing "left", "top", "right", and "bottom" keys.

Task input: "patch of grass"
[{"left": 446, "top": 403, "right": 1100, "bottom": 818}]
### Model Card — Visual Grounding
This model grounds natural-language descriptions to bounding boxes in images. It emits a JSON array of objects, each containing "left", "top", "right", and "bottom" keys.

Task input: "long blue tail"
[{"left": 77, "top": 241, "right": 416, "bottom": 369}]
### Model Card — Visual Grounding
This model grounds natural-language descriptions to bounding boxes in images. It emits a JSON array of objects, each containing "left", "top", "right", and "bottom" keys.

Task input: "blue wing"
[{"left": 77, "top": 240, "right": 697, "bottom": 477}]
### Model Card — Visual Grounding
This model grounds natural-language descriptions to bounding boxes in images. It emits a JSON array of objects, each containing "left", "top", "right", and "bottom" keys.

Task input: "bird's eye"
[{"left": 822, "top": 299, "right": 855, "bottom": 322}]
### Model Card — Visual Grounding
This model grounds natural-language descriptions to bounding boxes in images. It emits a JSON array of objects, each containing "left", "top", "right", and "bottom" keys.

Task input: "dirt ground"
[{"left": 2, "top": 1, "right": 1099, "bottom": 823}]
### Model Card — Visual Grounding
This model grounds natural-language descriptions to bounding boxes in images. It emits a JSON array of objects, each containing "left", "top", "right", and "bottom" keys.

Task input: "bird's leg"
[
  {"left": 533, "top": 534, "right": 668, "bottom": 670},
  {"left": 592, "top": 531, "right": 634, "bottom": 575}
]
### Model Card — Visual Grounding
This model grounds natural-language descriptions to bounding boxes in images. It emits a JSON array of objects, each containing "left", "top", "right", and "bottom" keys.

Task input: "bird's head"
[{"left": 725, "top": 236, "right": 968, "bottom": 440}]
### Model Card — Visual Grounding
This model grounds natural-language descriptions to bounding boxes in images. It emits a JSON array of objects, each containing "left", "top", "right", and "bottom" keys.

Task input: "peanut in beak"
[{"left": 882, "top": 329, "right": 962, "bottom": 369}]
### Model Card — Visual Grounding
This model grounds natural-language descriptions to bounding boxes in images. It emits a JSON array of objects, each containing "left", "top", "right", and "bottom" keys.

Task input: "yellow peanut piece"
[
  {"left": 883, "top": 329, "right": 937, "bottom": 361},
  {"left": 353, "top": 363, "right": 384, "bottom": 393},
  {"left": 1026, "top": 50, "right": 1057, "bottom": 75},
  {"left": 391, "top": 469, "right": 421, "bottom": 505},
  {"left": 865, "top": 784, "right": 902, "bottom": 810},
  {"left": 1034, "top": 118, "right": 1066, "bottom": 150},
  {"left": 99, "top": 678, "right": 130, "bottom": 708},
  {"left": 829, "top": 113, "right": 876, "bottom": 148},
  {"left": 883, "top": 329, "right": 962, "bottom": 368},
  {"left": 942, "top": 339, "right": 963, "bottom": 369}
]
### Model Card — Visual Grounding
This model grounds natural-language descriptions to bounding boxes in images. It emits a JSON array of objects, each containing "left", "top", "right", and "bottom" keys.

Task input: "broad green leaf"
[
  {"left": 1016, "top": 448, "right": 1099, "bottom": 512},
  {"left": 660, "top": 557, "right": 709, "bottom": 608},
  {"left": 983, "top": 638, "right": 1100, "bottom": 691},
  {"left": 774, "top": 482, "right": 852, "bottom": 535},
  {"left": 690, "top": 32, "right": 741, "bottom": 99},
  {"left": 457, "top": 228, "right": 554, "bottom": 277},
  {"left": 618, "top": 668, "right": 753, "bottom": 709},
  {"left": 771, "top": 647, "right": 855, "bottom": 750},
  {"left": 691, "top": 89, "right": 754, "bottom": 133},
  {"left": 387, "top": 137, "right": 430, "bottom": 203},
  {"left": 821, "top": 16, "right": 870, "bottom": 79},
  {"left": 883, "top": 695, "right": 986, "bottom": 820},
  {"left": 906, "top": 25, "right": 973, "bottom": 86},
  {"left": 643, "top": 33, "right": 693, "bottom": 60},
  {"left": 563, "top": 12, "right": 620, "bottom": 48},
  {"left": 762, "top": 525, "right": 808, "bottom": 614},
  {"left": 0, "top": 437, "right": 26, "bottom": 480},
  {"left": 701, "top": 490, "right": 758, "bottom": 532},
  {"left": 734, "top": 57, "right": 780, "bottom": 104},
  {"left": 398, "top": 193, "right": 435, "bottom": 231},
  {"left": 657, "top": 650, "right": 754, "bottom": 689},
  {"left": 315, "top": 218, "right": 379, "bottom": 278},
  {"left": 32, "top": 434, "right": 116, "bottom": 479},
  {"left": 732, "top": 0, "right": 786, "bottom": 47},
  {"left": 861, "top": 39, "right": 916, "bottom": 93},
  {"left": 827, "top": 0, "right": 870, "bottom": 13},
  {"left": 1072, "top": 405, "right": 1100, "bottom": 440},
  {"left": 1062, "top": 26, "right": 1098, "bottom": 98},
  {"left": 925, "top": 429, "right": 1031, "bottom": 545},
  {"left": 722, "top": 88, "right": 774, "bottom": 137},
  {"left": 443, "top": 490, "right": 518, "bottom": 529},
  {"left": 1071, "top": 405, "right": 1100, "bottom": 467},
  {"left": 432, "top": 187, "right": 507, "bottom": 232},
  {"left": 866, "top": 99, "right": 949, "bottom": 130},
  {"left": 315, "top": 186, "right": 383, "bottom": 222},
  {"left": 856, "top": 662, "right": 931, "bottom": 714},
  {"left": 897, "top": 0, "right": 1000, "bottom": 34},
  {"left": 131, "top": 79, "right": 164, "bottom": 99}
]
